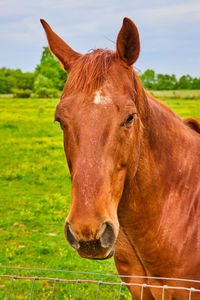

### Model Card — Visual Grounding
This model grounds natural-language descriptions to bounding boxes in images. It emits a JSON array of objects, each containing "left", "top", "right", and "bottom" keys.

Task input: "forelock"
[{"left": 66, "top": 49, "right": 116, "bottom": 95}]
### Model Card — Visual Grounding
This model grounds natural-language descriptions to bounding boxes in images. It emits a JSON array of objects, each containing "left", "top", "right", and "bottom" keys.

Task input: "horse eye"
[{"left": 124, "top": 113, "right": 136, "bottom": 125}]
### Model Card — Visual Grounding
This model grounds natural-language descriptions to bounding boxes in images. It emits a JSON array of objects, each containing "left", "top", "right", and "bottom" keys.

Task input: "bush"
[
  {"left": 13, "top": 89, "right": 32, "bottom": 98},
  {"left": 32, "top": 87, "right": 61, "bottom": 98}
]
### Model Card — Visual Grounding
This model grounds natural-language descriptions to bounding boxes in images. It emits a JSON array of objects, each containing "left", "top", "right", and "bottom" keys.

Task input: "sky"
[{"left": 0, "top": 0, "right": 200, "bottom": 77}]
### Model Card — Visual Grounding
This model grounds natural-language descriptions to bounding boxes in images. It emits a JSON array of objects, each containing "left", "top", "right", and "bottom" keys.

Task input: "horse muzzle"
[{"left": 64, "top": 222, "right": 116, "bottom": 259}]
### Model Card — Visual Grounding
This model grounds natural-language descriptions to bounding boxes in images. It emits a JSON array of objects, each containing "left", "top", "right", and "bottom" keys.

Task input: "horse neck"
[
  {"left": 120, "top": 79, "right": 199, "bottom": 229},
  {"left": 138, "top": 91, "right": 195, "bottom": 191}
]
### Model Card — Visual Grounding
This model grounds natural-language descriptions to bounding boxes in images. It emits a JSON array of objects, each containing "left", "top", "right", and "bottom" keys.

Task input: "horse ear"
[
  {"left": 40, "top": 19, "right": 81, "bottom": 71},
  {"left": 116, "top": 17, "right": 140, "bottom": 66}
]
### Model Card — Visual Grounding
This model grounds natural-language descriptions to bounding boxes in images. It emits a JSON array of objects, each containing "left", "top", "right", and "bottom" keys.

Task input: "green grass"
[
  {"left": 0, "top": 98, "right": 128, "bottom": 300},
  {"left": 0, "top": 96, "right": 199, "bottom": 299},
  {"left": 149, "top": 89, "right": 200, "bottom": 99}
]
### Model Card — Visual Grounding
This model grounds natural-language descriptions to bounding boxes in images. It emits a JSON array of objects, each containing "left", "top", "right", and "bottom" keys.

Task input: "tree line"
[
  {"left": 140, "top": 69, "right": 200, "bottom": 90},
  {"left": 0, "top": 47, "right": 66, "bottom": 98},
  {"left": 0, "top": 47, "right": 200, "bottom": 98}
]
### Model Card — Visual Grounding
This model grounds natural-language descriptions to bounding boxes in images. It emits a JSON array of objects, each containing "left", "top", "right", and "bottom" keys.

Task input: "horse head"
[{"left": 41, "top": 18, "right": 142, "bottom": 259}]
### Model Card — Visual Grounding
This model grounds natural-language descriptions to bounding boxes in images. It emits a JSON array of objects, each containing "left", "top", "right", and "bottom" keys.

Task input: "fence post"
[
  {"left": 162, "top": 285, "right": 168, "bottom": 300},
  {"left": 50, "top": 278, "right": 59, "bottom": 300},
  {"left": 29, "top": 276, "right": 39, "bottom": 300},
  {"left": 189, "top": 287, "right": 195, "bottom": 300},
  {"left": 7, "top": 275, "right": 17, "bottom": 300},
  {"left": 140, "top": 283, "right": 147, "bottom": 300},
  {"left": 118, "top": 282, "right": 125, "bottom": 300},
  {"left": 95, "top": 281, "right": 102, "bottom": 300},
  {"left": 73, "top": 279, "right": 81, "bottom": 300}
]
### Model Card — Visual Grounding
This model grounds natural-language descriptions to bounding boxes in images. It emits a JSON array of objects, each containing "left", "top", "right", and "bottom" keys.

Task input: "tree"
[
  {"left": 0, "top": 67, "right": 35, "bottom": 94},
  {"left": 156, "top": 74, "right": 177, "bottom": 90},
  {"left": 33, "top": 74, "right": 54, "bottom": 91},
  {"left": 15, "top": 71, "right": 35, "bottom": 90},
  {"left": 178, "top": 75, "right": 193, "bottom": 89},
  {"left": 35, "top": 47, "right": 67, "bottom": 91},
  {"left": 0, "top": 75, "right": 16, "bottom": 93},
  {"left": 140, "top": 69, "right": 156, "bottom": 90},
  {"left": 191, "top": 77, "right": 200, "bottom": 89}
]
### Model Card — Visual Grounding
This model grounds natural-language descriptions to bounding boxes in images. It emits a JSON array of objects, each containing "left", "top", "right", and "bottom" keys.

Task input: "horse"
[{"left": 41, "top": 17, "right": 200, "bottom": 299}]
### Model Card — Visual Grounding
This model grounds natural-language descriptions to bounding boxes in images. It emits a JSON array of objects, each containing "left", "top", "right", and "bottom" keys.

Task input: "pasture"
[{"left": 0, "top": 95, "right": 199, "bottom": 299}]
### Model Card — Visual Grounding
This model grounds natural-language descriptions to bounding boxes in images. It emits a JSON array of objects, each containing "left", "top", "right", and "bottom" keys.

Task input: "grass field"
[
  {"left": 0, "top": 95, "right": 199, "bottom": 299},
  {"left": 149, "top": 89, "right": 200, "bottom": 100}
]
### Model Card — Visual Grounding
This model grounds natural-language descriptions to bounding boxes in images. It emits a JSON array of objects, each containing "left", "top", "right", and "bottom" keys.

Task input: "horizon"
[{"left": 1, "top": 47, "right": 199, "bottom": 80}]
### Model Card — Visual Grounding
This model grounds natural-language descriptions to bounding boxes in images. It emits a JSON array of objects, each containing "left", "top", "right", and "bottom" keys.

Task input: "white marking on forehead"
[
  {"left": 94, "top": 91, "right": 101, "bottom": 104},
  {"left": 93, "top": 90, "right": 112, "bottom": 105}
]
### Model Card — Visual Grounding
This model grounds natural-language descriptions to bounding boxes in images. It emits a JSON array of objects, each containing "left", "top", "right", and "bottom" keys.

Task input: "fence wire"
[
  {"left": 1, "top": 274, "right": 200, "bottom": 300},
  {"left": 1, "top": 266, "right": 200, "bottom": 284}
]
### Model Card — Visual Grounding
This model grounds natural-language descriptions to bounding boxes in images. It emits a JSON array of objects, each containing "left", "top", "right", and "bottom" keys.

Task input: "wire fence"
[{"left": 1, "top": 266, "right": 200, "bottom": 299}]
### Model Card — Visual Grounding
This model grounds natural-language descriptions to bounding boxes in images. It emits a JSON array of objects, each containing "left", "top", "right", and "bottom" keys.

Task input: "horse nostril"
[
  {"left": 100, "top": 222, "right": 115, "bottom": 249},
  {"left": 65, "top": 224, "right": 80, "bottom": 250}
]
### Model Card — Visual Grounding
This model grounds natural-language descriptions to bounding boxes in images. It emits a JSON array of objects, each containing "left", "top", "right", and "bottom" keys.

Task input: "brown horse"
[{"left": 41, "top": 18, "right": 200, "bottom": 299}]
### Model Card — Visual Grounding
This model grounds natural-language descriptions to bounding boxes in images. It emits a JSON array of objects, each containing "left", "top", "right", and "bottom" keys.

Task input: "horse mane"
[
  {"left": 66, "top": 49, "right": 116, "bottom": 95},
  {"left": 183, "top": 118, "right": 200, "bottom": 134}
]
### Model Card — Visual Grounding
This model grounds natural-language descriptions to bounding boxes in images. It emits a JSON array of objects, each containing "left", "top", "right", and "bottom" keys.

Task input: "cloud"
[{"left": 0, "top": 0, "right": 199, "bottom": 76}]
